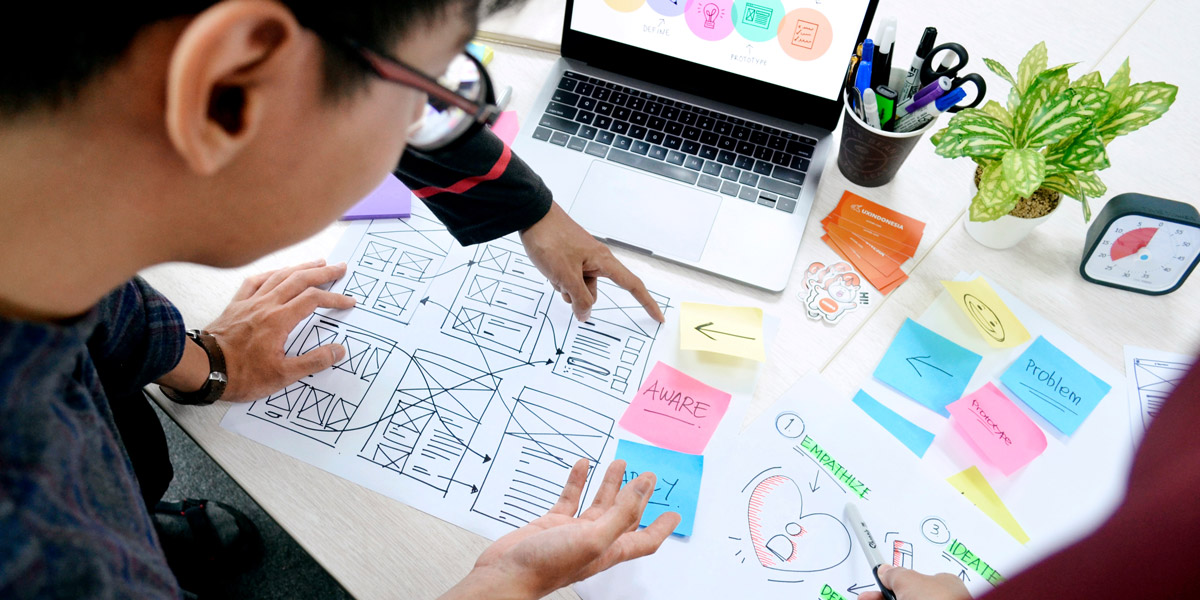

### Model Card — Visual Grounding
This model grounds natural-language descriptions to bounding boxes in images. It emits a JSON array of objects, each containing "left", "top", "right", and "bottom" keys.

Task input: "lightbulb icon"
[{"left": 702, "top": 3, "right": 719, "bottom": 28}]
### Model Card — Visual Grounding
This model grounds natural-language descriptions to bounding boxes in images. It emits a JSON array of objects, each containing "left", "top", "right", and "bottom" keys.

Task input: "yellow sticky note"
[
  {"left": 679, "top": 302, "right": 765, "bottom": 361},
  {"left": 940, "top": 278, "right": 1031, "bottom": 348},
  {"left": 947, "top": 466, "right": 1030, "bottom": 545}
]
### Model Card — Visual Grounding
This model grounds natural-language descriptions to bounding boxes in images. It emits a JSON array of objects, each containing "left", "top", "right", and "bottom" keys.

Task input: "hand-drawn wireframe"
[
  {"left": 743, "top": 473, "right": 852, "bottom": 574},
  {"left": 553, "top": 280, "right": 670, "bottom": 400},
  {"left": 330, "top": 213, "right": 455, "bottom": 325},
  {"left": 1130, "top": 356, "right": 1190, "bottom": 432},
  {"left": 441, "top": 238, "right": 552, "bottom": 361},
  {"left": 359, "top": 350, "right": 499, "bottom": 494},
  {"left": 246, "top": 315, "right": 396, "bottom": 447},
  {"left": 472, "top": 387, "right": 614, "bottom": 528}
]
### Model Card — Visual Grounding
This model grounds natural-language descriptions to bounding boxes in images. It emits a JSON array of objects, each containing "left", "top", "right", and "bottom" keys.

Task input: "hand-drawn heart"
[{"left": 747, "top": 475, "right": 852, "bottom": 572}]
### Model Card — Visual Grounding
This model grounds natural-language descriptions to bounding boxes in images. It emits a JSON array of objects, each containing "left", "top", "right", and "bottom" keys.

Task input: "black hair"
[{"left": 0, "top": 1, "right": 516, "bottom": 116}]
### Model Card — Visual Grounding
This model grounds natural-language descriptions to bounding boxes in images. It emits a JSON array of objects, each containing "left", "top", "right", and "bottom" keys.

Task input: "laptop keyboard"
[{"left": 528, "top": 71, "right": 817, "bottom": 214}]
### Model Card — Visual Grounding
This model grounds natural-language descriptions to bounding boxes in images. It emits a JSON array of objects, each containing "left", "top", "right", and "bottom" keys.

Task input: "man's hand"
[
  {"left": 441, "top": 459, "right": 680, "bottom": 600},
  {"left": 859, "top": 565, "right": 972, "bottom": 600},
  {"left": 203, "top": 259, "right": 356, "bottom": 403},
  {"left": 520, "top": 203, "right": 664, "bottom": 323}
]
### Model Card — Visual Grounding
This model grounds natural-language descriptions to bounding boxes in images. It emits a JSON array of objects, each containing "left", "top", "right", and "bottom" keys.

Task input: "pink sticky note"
[
  {"left": 619, "top": 362, "right": 732, "bottom": 455},
  {"left": 947, "top": 383, "right": 1048, "bottom": 476},
  {"left": 490, "top": 111, "right": 520, "bottom": 145},
  {"left": 341, "top": 174, "right": 411, "bottom": 221}
]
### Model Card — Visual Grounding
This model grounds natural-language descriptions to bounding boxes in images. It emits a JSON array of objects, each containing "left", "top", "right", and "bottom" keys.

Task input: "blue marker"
[{"left": 855, "top": 39, "right": 875, "bottom": 102}]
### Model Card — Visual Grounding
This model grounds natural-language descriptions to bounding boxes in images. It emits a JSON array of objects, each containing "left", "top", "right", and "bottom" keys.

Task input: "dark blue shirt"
[{"left": 0, "top": 278, "right": 184, "bottom": 598}]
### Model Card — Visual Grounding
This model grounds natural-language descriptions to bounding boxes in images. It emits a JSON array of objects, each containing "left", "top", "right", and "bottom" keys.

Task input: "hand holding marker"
[{"left": 844, "top": 19, "right": 981, "bottom": 133}]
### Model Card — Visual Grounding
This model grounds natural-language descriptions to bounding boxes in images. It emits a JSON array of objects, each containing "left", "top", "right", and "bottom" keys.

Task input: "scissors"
[{"left": 918, "top": 42, "right": 986, "bottom": 112}]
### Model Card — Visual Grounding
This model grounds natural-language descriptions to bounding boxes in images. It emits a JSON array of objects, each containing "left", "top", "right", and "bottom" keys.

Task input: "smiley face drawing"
[{"left": 963, "top": 293, "right": 1004, "bottom": 342}]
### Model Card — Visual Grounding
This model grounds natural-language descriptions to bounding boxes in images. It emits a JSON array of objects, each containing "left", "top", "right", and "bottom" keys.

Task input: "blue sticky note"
[
  {"left": 614, "top": 439, "right": 703, "bottom": 536},
  {"left": 873, "top": 319, "right": 983, "bottom": 416},
  {"left": 1000, "top": 336, "right": 1112, "bottom": 435},
  {"left": 851, "top": 390, "right": 935, "bottom": 457}
]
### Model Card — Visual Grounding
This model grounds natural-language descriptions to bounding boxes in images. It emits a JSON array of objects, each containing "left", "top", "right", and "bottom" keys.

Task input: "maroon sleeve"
[{"left": 980, "top": 357, "right": 1200, "bottom": 599}]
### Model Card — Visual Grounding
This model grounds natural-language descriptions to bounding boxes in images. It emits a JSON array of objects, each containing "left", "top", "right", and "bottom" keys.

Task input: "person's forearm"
[
  {"left": 439, "top": 567, "right": 533, "bottom": 600},
  {"left": 155, "top": 338, "right": 209, "bottom": 393}
]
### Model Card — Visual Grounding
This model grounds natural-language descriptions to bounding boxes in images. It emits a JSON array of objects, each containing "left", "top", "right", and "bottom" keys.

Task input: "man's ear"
[{"left": 164, "top": 1, "right": 303, "bottom": 175}]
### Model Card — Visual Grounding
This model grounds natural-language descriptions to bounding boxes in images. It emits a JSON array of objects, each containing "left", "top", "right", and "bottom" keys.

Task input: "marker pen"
[
  {"left": 855, "top": 39, "right": 876, "bottom": 101},
  {"left": 872, "top": 19, "right": 896, "bottom": 89},
  {"left": 900, "top": 27, "right": 937, "bottom": 101},
  {"left": 862, "top": 88, "right": 881, "bottom": 129},
  {"left": 893, "top": 87, "right": 966, "bottom": 132},
  {"left": 844, "top": 503, "right": 898, "bottom": 600},
  {"left": 896, "top": 76, "right": 951, "bottom": 115},
  {"left": 874, "top": 85, "right": 898, "bottom": 130}
]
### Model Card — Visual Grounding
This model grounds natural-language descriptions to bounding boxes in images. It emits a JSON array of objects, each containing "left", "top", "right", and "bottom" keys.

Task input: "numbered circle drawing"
[
  {"left": 921, "top": 517, "right": 951, "bottom": 545},
  {"left": 775, "top": 412, "right": 805, "bottom": 438}
]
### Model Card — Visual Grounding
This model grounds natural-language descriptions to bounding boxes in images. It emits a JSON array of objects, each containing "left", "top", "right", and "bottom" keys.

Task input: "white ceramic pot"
[{"left": 963, "top": 177, "right": 1061, "bottom": 249}]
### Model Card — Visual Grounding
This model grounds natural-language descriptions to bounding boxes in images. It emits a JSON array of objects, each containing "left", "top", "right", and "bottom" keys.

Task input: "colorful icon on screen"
[
  {"left": 777, "top": 8, "right": 833, "bottom": 60},
  {"left": 686, "top": 0, "right": 734, "bottom": 40},
  {"left": 732, "top": 0, "right": 783, "bottom": 42}
]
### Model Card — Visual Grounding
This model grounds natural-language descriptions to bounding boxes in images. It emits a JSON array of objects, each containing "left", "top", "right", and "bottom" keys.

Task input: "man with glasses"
[{"left": 0, "top": 1, "right": 673, "bottom": 598}]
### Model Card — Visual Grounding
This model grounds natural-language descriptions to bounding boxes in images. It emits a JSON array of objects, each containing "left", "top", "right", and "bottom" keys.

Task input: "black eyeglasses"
[{"left": 344, "top": 39, "right": 501, "bottom": 151}]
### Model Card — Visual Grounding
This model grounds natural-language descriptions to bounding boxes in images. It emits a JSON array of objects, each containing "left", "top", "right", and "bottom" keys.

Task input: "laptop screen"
[{"left": 568, "top": 0, "right": 873, "bottom": 102}]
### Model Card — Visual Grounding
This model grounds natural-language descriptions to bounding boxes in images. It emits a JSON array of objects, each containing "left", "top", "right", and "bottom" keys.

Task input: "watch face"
[{"left": 1083, "top": 214, "right": 1200, "bottom": 293}]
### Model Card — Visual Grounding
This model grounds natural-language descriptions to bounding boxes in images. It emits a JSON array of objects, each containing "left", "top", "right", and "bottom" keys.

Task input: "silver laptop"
[{"left": 511, "top": 0, "right": 879, "bottom": 291}]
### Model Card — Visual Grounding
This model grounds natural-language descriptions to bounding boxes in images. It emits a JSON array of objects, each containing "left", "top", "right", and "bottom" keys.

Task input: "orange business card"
[
  {"left": 825, "top": 222, "right": 904, "bottom": 277},
  {"left": 829, "top": 191, "right": 926, "bottom": 249},
  {"left": 822, "top": 233, "right": 908, "bottom": 293},
  {"left": 823, "top": 213, "right": 918, "bottom": 260}
]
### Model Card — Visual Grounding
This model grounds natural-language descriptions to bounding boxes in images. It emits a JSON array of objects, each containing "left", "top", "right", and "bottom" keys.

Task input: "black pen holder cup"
[{"left": 836, "top": 69, "right": 939, "bottom": 187}]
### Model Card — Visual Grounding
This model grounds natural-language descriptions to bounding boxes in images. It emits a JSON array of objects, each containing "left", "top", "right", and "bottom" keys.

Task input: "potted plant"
[{"left": 930, "top": 42, "right": 1178, "bottom": 249}]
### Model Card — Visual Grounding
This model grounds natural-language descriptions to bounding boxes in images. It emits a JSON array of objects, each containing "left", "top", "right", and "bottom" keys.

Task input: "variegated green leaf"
[
  {"left": 971, "top": 162, "right": 1021, "bottom": 222},
  {"left": 984, "top": 58, "right": 1016, "bottom": 88},
  {"left": 1103, "top": 58, "right": 1131, "bottom": 121},
  {"left": 1014, "top": 66, "right": 1072, "bottom": 136},
  {"left": 1097, "top": 81, "right": 1178, "bottom": 141},
  {"left": 1042, "top": 172, "right": 1081, "bottom": 199},
  {"left": 980, "top": 100, "right": 1013, "bottom": 128},
  {"left": 1001, "top": 149, "right": 1046, "bottom": 197},
  {"left": 935, "top": 112, "right": 1015, "bottom": 158},
  {"left": 1043, "top": 173, "right": 1095, "bottom": 220},
  {"left": 1024, "top": 89, "right": 1088, "bottom": 147},
  {"left": 1072, "top": 71, "right": 1104, "bottom": 89},
  {"left": 1075, "top": 172, "right": 1106, "bottom": 221},
  {"left": 1058, "top": 126, "right": 1110, "bottom": 171},
  {"left": 1007, "top": 87, "right": 1022, "bottom": 114},
  {"left": 1016, "top": 42, "right": 1048, "bottom": 94},
  {"left": 1076, "top": 171, "right": 1107, "bottom": 197},
  {"left": 1073, "top": 87, "right": 1111, "bottom": 122},
  {"left": 930, "top": 129, "right": 946, "bottom": 146}
]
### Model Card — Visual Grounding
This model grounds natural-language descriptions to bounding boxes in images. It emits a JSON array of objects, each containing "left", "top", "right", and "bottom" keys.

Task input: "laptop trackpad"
[{"left": 568, "top": 162, "right": 720, "bottom": 262}]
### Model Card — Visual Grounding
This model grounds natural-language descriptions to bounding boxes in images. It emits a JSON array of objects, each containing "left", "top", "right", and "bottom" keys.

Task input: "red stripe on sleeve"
[{"left": 411, "top": 145, "right": 513, "bottom": 199}]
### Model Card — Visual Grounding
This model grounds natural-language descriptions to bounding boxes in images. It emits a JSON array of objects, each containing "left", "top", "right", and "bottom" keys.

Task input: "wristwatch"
[{"left": 161, "top": 329, "right": 228, "bottom": 406}]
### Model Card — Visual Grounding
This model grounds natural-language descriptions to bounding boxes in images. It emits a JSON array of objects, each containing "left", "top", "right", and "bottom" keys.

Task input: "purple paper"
[{"left": 341, "top": 174, "right": 412, "bottom": 221}]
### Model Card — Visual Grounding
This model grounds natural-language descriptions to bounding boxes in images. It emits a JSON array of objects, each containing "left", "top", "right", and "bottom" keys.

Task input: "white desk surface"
[{"left": 143, "top": 0, "right": 1200, "bottom": 598}]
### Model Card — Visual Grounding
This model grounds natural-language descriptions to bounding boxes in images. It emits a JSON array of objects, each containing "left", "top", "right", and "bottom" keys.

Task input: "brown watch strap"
[{"left": 161, "top": 330, "right": 227, "bottom": 406}]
